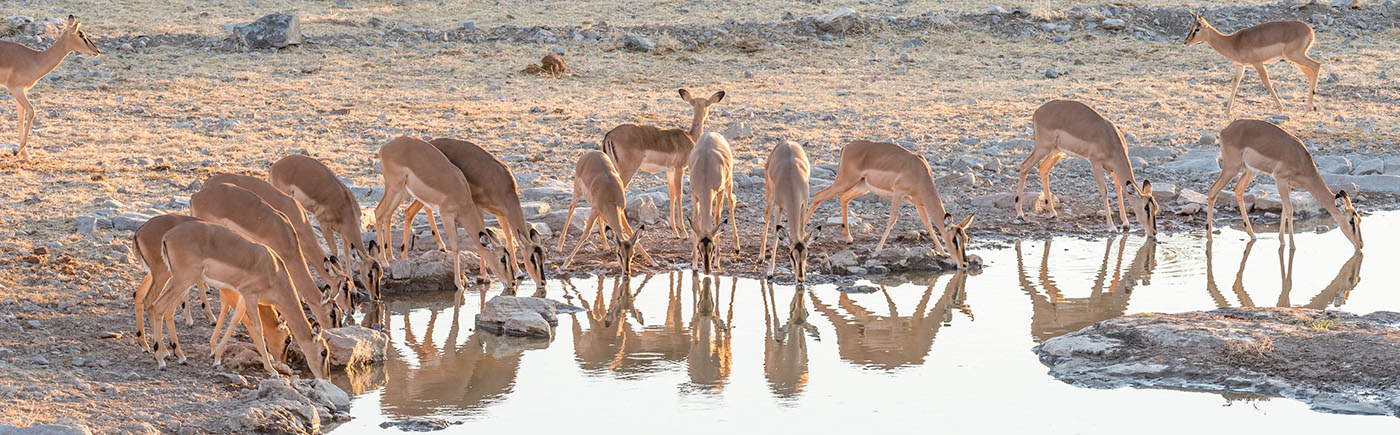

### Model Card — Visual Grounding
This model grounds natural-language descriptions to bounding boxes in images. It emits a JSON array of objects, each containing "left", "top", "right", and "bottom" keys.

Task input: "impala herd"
[{"left": 0, "top": 14, "right": 1371, "bottom": 379}]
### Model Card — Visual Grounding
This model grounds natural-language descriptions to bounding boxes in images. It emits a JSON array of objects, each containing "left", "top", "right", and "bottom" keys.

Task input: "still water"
[{"left": 332, "top": 211, "right": 1400, "bottom": 433}]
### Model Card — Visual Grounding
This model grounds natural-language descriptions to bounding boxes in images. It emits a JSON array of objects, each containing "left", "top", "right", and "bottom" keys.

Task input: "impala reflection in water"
[{"left": 331, "top": 213, "right": 1397, "bottom": 434}]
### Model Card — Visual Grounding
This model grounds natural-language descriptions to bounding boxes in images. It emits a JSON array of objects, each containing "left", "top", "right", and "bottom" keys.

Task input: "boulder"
[
  {"left": 622, "top": 33, "right": 654, "bottom": 52},
  {"left": 625, "top": 195, "right": 664, "bottom": 226},
  {"left": 971, "top": 192, "right": 1016, "bottom": 209},
  {"left": 475, "top": 296, "right": 562, "bottom": 339},
  {"left": 1160, "top": 150, "right": 1220, "bottom": 175},
  {"left": 827, "top": 250, "right": 859, "bottom": 269},
  {"left": 723, "top": 122, "right": 754, "bottom": 140},
  {"left": 111, "top": 213, "right": 150, "bottom": 232},
  {"left": 232, "top": 14, "right": 303, "bottom": 49},
  {"left": 1313, "top": 155, "right": 1352, "bottom": 175},
  {"left": 1321, "top": 174, "right": 1400, "bottom": 195},
  {"left": 518, "top": 185, "right": 571, "bottom": 201},
  {"left": 518, "top": 201, "right": 550, "bottom": 219},
  {"left": 1101, "top": 18, "right": 1127, "bottom": 30},
  {"left": 1174, "top": 188, "right": 1208, "bottom": 215},
  {"left": 0, "top": 16, "right": 64, "bottom": 38},
  {"left": 322, "top": 326, "right": 389, "bottom": 368},
  {"left": 218, "top": 378, "right": 349, "bottom": 434},
  {"left": 1036, "top": 308, "right": 1400, "bottom": 417},
  {"left": 0, "top": 424, "right": 93, "bottom": 435},
  {"left": 1347, "top": 154, "right": 1384, "bottom": 175},
  {"left": 811, "top": 8, "right": 867, "bottom": 34}
]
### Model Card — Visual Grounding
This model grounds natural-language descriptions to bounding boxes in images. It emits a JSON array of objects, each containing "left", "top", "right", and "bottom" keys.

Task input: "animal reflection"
[
  {"left": 686, "top": 274, "right": 733, "bottom": 391},
  {"left": 569, "top": 273, "right": 689, "bottom": 374},
  {"left": 1203, "top": 239, "right": 1363, "bottom": 309},
  {"left": 375, "top": 293, "right": 529, "bottom": 417},
  {"left": 809, "top": 272, "right": 970, "bottom": 370},
  {"left": 762, "top": 281, "right": 818, "bottom": 398},
  {"left": 1016, "top": 236, "right": 1157, "bottom": 342}
]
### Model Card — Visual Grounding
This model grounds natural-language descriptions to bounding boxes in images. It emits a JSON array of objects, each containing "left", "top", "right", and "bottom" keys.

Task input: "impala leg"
[
  {"left": 1015, "top": 132, "right": 1055, "bottom": 219},
  {"left": 668, "top": 169, "right": 685, "bottom": 238},
  {"left": 558, "top": 184, "right": 583, "bottom": 251},
  {"left": 1090, "top": 166, "right": 1117, "bottom": 230},
  {"left": 1277, "top": 180, "right": 1295, "bottom": 246},
  {"left": 874, "top": 189, "right": 905, "bottom": 252},
  {"left": 442, "top": 213, "right": 465, "bottom": 291},
  {"left": 1226, "top": 64, "right": 1246, "bottom": 115},
  {"left": 1036, "top": 153, "right": 1064, "bottom": 217},
  {"left": 10, "top": 87, "right": 33, "bottom": 159},
  {"left": 241, "top": 296, "right": 281, "bottom": 378},
  {"left": 837, "top": 187, "right": 868, "bottom": 244},
  {"left": 209, "top": 291, "right": 232, "bottom": 353},
  {"left": 1290, "top": 56, "right": 1322, "bottom": 113},
  {"left": 422, "top": 206, "right": 446, "bottom": 252},
  {"left": 760, "top": 194, "right": 774, "bottom": 260},
  {"left": 918, "top": 204, "right": 949, "bottom": 255},
  {"left": 134, "top": 275, "right": 153, "bottom": 352},
  {"left": 765, "top": 208, "right": 782, "bottom": 278},
  {"left": 1205, "top": 165, "right": 1241, "bottom": 235},
  {"left": 562, "top": 212, "right": 600, "bottom": 270},
  {"left": 1110, "top": 172, "right": 1130, "bottom": 232},
  {"left": 212, "top": 294, "right": 246, "bottom": 366},
  {"left": 197, "top": 281, "right": 214, "bottom": 324},
  {"left": 728, "top": 191, "right": 740, "bottom": 254},
  {"left": 1233, "top": 171, "right": 1257, "bottom": 238},
  {"left": 374, "top": 177, "right": 410, "bottom": 262},
  {"left": 181, "top": 294, "right": 194, "bottom": 326},
  {"left": 1254, "top": 63, "right": 1284, "bottom": 114}
]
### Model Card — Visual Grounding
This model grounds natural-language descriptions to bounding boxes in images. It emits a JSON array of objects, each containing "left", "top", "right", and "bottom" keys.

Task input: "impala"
[
  {"left": 268, "top": 155, "right": 385, "bottom": 300},
  {"left": 1204, "top": 119, "right": 1362, "bottom": 249},
  {"left": 1185, "top": 12, "right": 1321, "bottom": 114},
  {"left": 686, "top": 132, "right": 739, "bottom": 274},
  {"left": 760, "top": 141, "right": 819, "bottom": 282},
  {"left": 559, "top": 150, "right": 654, "bottom": 276},
  {"left": 1013, "top": 100, "right": 1160, "bottom": 237},
  {"left": 805, "top": 140, "right": 976, "bottom": 268},
  {"left": 603, "top": 89, "right": 725, "bottom": 237},
  {"left": 0, "top": 15, "right": 99, "bottom": 159}
]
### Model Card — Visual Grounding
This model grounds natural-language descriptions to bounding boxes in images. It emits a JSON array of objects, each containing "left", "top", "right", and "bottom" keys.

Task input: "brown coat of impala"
[
  {"left": 192, "top": 183, "right": 343, "bottom": 329},
  {"left": 375, "top": 136, "right": 517, "bottom": 292},
  {"left": 603, "top": 89, "right": 725, "bottom": 237},
  {"left": 806, "top": 140, "right": 975, "bottom": 269},
  {"left": 148, "top": 220, "right": 330, "bottom": 379},
  {"left": 1014, "top": 100, "right": 1160, "bottom": 237},
  {"left": 0, "top": 15, "right": 99, "bottom": 159},
  {"left": 268, "top": 155, "right": 385, "bottom": 300},
  {"left": 761, "top": 141, "right": 817, "bottom": 282},
  {"left": 559, "top": 150, "right": 654, "bottom": 276},
  {"left": 131, "top": 214, "right": 208, "bottom": 353},
  {"left": 397, "top": 138, "right": 547, "bottom": 289},
  {"left": 687, "top": 132, "right": 739, "bottom": 274},
  {"left": 1205, "top": 119, "right": 1362, "bottom": 249},
  {"left": 1185, "top": 13, "right": 1321, "bottom": 114}
]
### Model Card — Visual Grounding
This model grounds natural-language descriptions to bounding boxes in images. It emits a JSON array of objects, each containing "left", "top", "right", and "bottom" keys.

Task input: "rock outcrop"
[
  {"left": 216, "top": 378, "right": 350, "bottom": 434},
  {"left": 1035, "top": 308, "right": 1400, "bottom": 417}
]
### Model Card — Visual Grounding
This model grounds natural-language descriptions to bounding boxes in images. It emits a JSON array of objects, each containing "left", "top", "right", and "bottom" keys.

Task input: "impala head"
[
  {"left": 520, "top": 227, "right": 548, "bottom": 287},
  {"left": 1126, "top": 180, "right": 1161, "bottom": 238},
  {"left": 678, "top": 88, "right": 726, "bottom": 136},
  {"left": 943, "top": 213, "right": 975, "bottom": 269},
  {"left": 478, "top": 230, "right": 520, "bottom": 291},
  {"left": 686, "top": 215, "right": 724, "bottom": 275},
  {"left": 777, "top": 224, "right": 822, "bottom": 283},
  {"left": 296, "top": 321, "right": 331, "bottom": 379},
  {"left": 357, "top": 240, "right": 385, "bottom": 300},
  {"left": 63, "top": 15, "right": 101, "bottom": 56},
  {"left": 1184, "top": 12, "right": 1209, "bottom": 46},
  {"left": 316, "top": 282, "right": 347, "bottom": 329},
  {"left": 605, "top": 225, "right": 646, "bottom": 276},
  {"left": 1333, "top": 190, "right": 1363, "bottom": 249}
]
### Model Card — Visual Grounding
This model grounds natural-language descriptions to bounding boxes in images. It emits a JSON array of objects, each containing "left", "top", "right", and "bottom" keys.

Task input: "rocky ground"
[
  {"left": 1035, "top": 307, "right": 1400, "bottom": 417},
  {"left": 0, "top": 0, "right": 1398, "bottom": 432}
]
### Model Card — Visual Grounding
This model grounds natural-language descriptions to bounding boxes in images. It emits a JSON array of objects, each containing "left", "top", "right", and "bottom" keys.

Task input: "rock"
[
  {"left": 0, "top": 16, "right": 63, "bottom": 38},
  {"left": 379, "top": 419, "right": 457, "bottom": 432},
  {"left": 1321, "top": 174, "right": 1400, "bottom": 195},
  {"left": 475, "top": 296, "right": 562, "bottom": 339},
  {"left": 836, "top": 284, "right": 879, "bottom": 293},
  {"left": 1161, "top": 150, "right": 1220, "bottom": 175},
  {"left": 540, "top": 53, "right": 566, "bottom": 75},
  {"left": 220, "top": 378, "right": 348, "bottom": 433},
  {"left": 232, "top": 14, "right": 303, "bottom": 49},
  {"left": 518, "top": 201, "right": 550, "bottom": 218},
  {"left": 1036, "top": 308, "right": 1400, "bottom": 417},
  {"left": 723, "top": 123, "right": 754, "bottom": 140},
  {"left": 322, "top": 326, "right": 389, "bottom": 368},
  {"left": 113, "top": 422, "right": 160, "bottom": 435},
  {"left": 75, "top": 216, "right": 99, "bottom": 234},
  {"left": 828, "top": 250, "right": 859, "bottom": 269},
  {"left": 1347, "top": 154, "right": 1384, "bottom": 175},
  {"left": 1127, "top": 146, "right": 1173, "bottom": 163},
  {"left": 622, "top": 33, "right": 654, "bottom": 52},
  {"left": 971, "top": 192, "right": 1016, "bottom": 209},
  {"left": 529, "top": 222, "right": 552, "bottom": 240},
  {"left": 1174, "top": 188, "right": 1208, "bottom": 215},
  {"left": 518, "top": 186, "right": 571, "bottom": 201},
  {"left": 0, "top": 424, "right": 94, "bottom": 435},
  {"left": 624, "top": 195, "right": 664, "bottom": 226},
  {"left": 1044, "top": 69, "right": 1059, "bottom": 79},
  {"left": 111, "top": 213, "right": 150, "bottom": 232},
  {"left": 811, "top": 8, "right": 866, "bottom": 34},
  {"left": 1197, "top": 132, "right": 1217, "bottom": 145},
  {"left": 1314, "top": 155, "right": 1352, "bottom": 174},
  {"left": 1266, "top": 114, "right": 1290, "bottom": 124},
  {"left": 1101, "top": 18, "right": 1127, "bottom": 30}
]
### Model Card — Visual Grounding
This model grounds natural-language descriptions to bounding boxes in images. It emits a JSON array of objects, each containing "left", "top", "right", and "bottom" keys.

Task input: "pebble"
[{"left": 1045, "top": 69, "right": 1060, "bottom": 79}]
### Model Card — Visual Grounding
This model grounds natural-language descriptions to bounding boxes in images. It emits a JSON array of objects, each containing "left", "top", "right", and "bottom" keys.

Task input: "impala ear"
[
  {"left": 367, "top": 239, "right": 380, "bottom": 255},
  {"left": 604, "top": 226, "right": 618, "bottom": 244},
  {"left": 775, "top": 225, "right": 789, "bottom": 242},
  {"left": 1140, "top": 180, "right": 1153, "bottom": 194},
  {"left": 528, "top": 227, "right": 542, "bottom": 242},
  {"left": 709, "top": 91, "right": 726, "bottom": 104},
  {"left": 310, "top": 321, "right": 323, "bottom": 335},
  {"left": 944, "top": 212, "right": 953, "bottom": 228},
  {"left": 1335, "top": 190, "right": 1354, "bottom": 209},
  {"left": 478, "top": 231, "right": 494, "bottom": 248},
  {"left": 958, "top": 213, "right": 975, "bottom": 229},
  {"left": 630, "top": 225, "right": 646, "bottom": 243},
  {"left": 678, "top": 89, "right": 691, "bottom": 100}
]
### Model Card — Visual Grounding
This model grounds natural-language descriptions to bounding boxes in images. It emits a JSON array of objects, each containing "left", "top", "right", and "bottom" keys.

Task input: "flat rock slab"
[
  {"left": 323, "top": 326, "right": 389, "bottom": 368},
  {"left": 475, "top": 296, "right": 568, "bottom": 339},
  {"left": 1035, "top": 308, "right": 1400, "bottom": 417}
]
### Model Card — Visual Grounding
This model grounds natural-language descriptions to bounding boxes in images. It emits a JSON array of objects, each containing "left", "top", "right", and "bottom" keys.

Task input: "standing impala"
[
  {"left": 686, "top": 132, "right": 739, "bottom": 275},
  {"left": 1013, "top": 100, "right": 1160, "bottom": 237},
  {"left": 559, "top": 150, "right": 655, "bottom": 276},
  {"left": 375, "top": 136, "right": 518, "bottom": 292},
  {"left": 1185, "top": 12, "right": 1321, "bottom": 114},
  {"left": 760, "top": 141, "right": 818, "bottom": 282},
  {"left": 805, "top": 140, "right": 976, "bottom": 269},
  {"left": 1204, "top": 119, "right": 1362, "bottom": 249},
  {"left": 147, "top": 220, "right": 330, "bottom": 379},
  {"left": 192, "top": 183, "right": 344, "bottom": 328},
  {"left": 603, "top": 89, "right": 725, "bottom": 237},
  {"left": 397, "top": 138, "right": 547, "bottom": 289},
  {"left": 268, "top": 155, "right": 385, "bottom": 300},
  {"left": 131, "top": 214, "right": 207, "bottom": 352},
  {"left": 205, "top": 174, "right": 348, "bottom": 286},
  {"left": 0, "top": 15, "right": 99, "bottom": 159}
]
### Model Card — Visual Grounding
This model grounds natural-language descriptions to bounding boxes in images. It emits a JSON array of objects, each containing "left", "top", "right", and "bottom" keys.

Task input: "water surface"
[{"left": 332, "top": 211, "right": 1400, "bottom": 433}]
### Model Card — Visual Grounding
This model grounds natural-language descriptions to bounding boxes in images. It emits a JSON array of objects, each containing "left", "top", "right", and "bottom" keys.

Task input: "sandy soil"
[{"left": 0, "top": 1, "right": 1397, "bottom": 432}]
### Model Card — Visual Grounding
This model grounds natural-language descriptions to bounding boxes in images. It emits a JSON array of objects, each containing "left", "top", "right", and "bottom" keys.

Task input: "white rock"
[
  {"left": 321, "top": 326, "right": 388, "bottom": 368},
  {"left": 475, "top": 296, "right": 561, "bottom": 338}
]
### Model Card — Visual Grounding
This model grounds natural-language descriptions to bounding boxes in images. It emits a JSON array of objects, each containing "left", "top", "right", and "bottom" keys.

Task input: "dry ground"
[{"left": 0, "top": 0, "right": 1397, "bottom": 432}]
